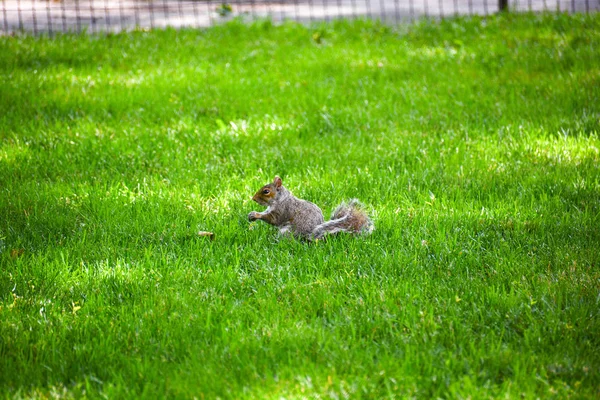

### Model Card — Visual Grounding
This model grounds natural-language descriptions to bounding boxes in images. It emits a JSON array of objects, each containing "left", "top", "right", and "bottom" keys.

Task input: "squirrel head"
[{"left": 252, "top": 176, "right": 283, "bottom": 206}]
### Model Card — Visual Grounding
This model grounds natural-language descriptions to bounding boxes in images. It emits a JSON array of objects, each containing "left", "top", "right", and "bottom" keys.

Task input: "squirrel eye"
[{"left": 262, "top": 189, "right": 270, "bottom": 195}]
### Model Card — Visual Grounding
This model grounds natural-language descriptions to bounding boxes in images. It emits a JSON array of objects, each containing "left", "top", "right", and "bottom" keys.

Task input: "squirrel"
[{"left": 248, "top": 176, "right": 374, "bottom": 241}]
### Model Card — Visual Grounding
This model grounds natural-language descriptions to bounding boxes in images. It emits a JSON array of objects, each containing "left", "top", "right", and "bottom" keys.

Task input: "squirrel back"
[{"left": 248, "top": 176, "right": 374, "bottom": 240}]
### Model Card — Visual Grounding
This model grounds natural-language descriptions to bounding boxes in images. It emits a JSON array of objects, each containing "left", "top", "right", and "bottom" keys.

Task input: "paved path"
[{"left": 1, "top": 0, "right": 598, "bottom": 34}]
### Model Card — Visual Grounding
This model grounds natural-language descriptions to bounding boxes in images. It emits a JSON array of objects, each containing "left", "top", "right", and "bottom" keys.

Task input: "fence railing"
[{"left": 1, "top": 0, "right": 598, "bottom": 35}]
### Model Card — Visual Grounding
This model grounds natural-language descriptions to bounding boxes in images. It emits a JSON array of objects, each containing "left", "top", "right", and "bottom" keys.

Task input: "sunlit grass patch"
[{"left": 0, "top": 139, "right": 30, "bottom": 166}]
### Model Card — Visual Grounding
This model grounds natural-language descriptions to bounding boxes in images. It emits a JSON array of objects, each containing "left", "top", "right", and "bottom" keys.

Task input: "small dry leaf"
[
  {"left": 197, "top": 231, "right": 215, "bottom": 240},
  {"left": 10, "top": 249, "right": 24, "bottom": 259}
]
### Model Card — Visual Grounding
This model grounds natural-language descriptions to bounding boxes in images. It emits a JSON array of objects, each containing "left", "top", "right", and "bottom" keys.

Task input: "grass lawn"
[{"left": 1, "top": 12, "right": 599, "bottom": 398}]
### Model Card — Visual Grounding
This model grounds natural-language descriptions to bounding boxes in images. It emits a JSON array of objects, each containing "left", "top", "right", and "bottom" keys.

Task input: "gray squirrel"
[{"left": 248, "top": 176, "right": 374, "bottom": 240}]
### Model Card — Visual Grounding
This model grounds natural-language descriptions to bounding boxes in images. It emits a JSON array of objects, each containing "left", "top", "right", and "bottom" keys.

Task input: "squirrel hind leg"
[{"left": 278, "top": 224, "right": 297, "bottom": 238}]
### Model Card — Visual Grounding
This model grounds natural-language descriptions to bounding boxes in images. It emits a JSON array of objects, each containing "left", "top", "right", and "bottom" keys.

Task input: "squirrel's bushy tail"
[{"left": 312, "top": 199, "right": 374, "bottom": 240}]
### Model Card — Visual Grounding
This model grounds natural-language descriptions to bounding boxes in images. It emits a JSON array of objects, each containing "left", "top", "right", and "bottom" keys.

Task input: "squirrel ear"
[{"left": 273, "top": 176, "right": 282, "bottom": 188}]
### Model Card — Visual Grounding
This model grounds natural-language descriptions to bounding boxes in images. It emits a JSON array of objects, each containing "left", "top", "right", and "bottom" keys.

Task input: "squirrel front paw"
[{"left": 248, "top": 211, "right": 260, "bottom": 222}]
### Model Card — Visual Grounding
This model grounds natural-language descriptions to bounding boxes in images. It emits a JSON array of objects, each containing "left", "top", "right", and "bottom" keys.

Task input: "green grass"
[{"left": 1, "top": 12, "right": 599, "bottom": 398}]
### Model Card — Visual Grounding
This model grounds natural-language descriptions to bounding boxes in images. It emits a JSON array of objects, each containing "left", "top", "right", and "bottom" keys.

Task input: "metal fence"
[{"left": 1, "top": 0, "right": 598, "bottom": 34}]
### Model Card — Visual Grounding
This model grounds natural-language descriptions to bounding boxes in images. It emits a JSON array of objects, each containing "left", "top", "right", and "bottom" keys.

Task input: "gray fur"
[{"left": 274, "top": 187, "right": 325, "bottom": 237}]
